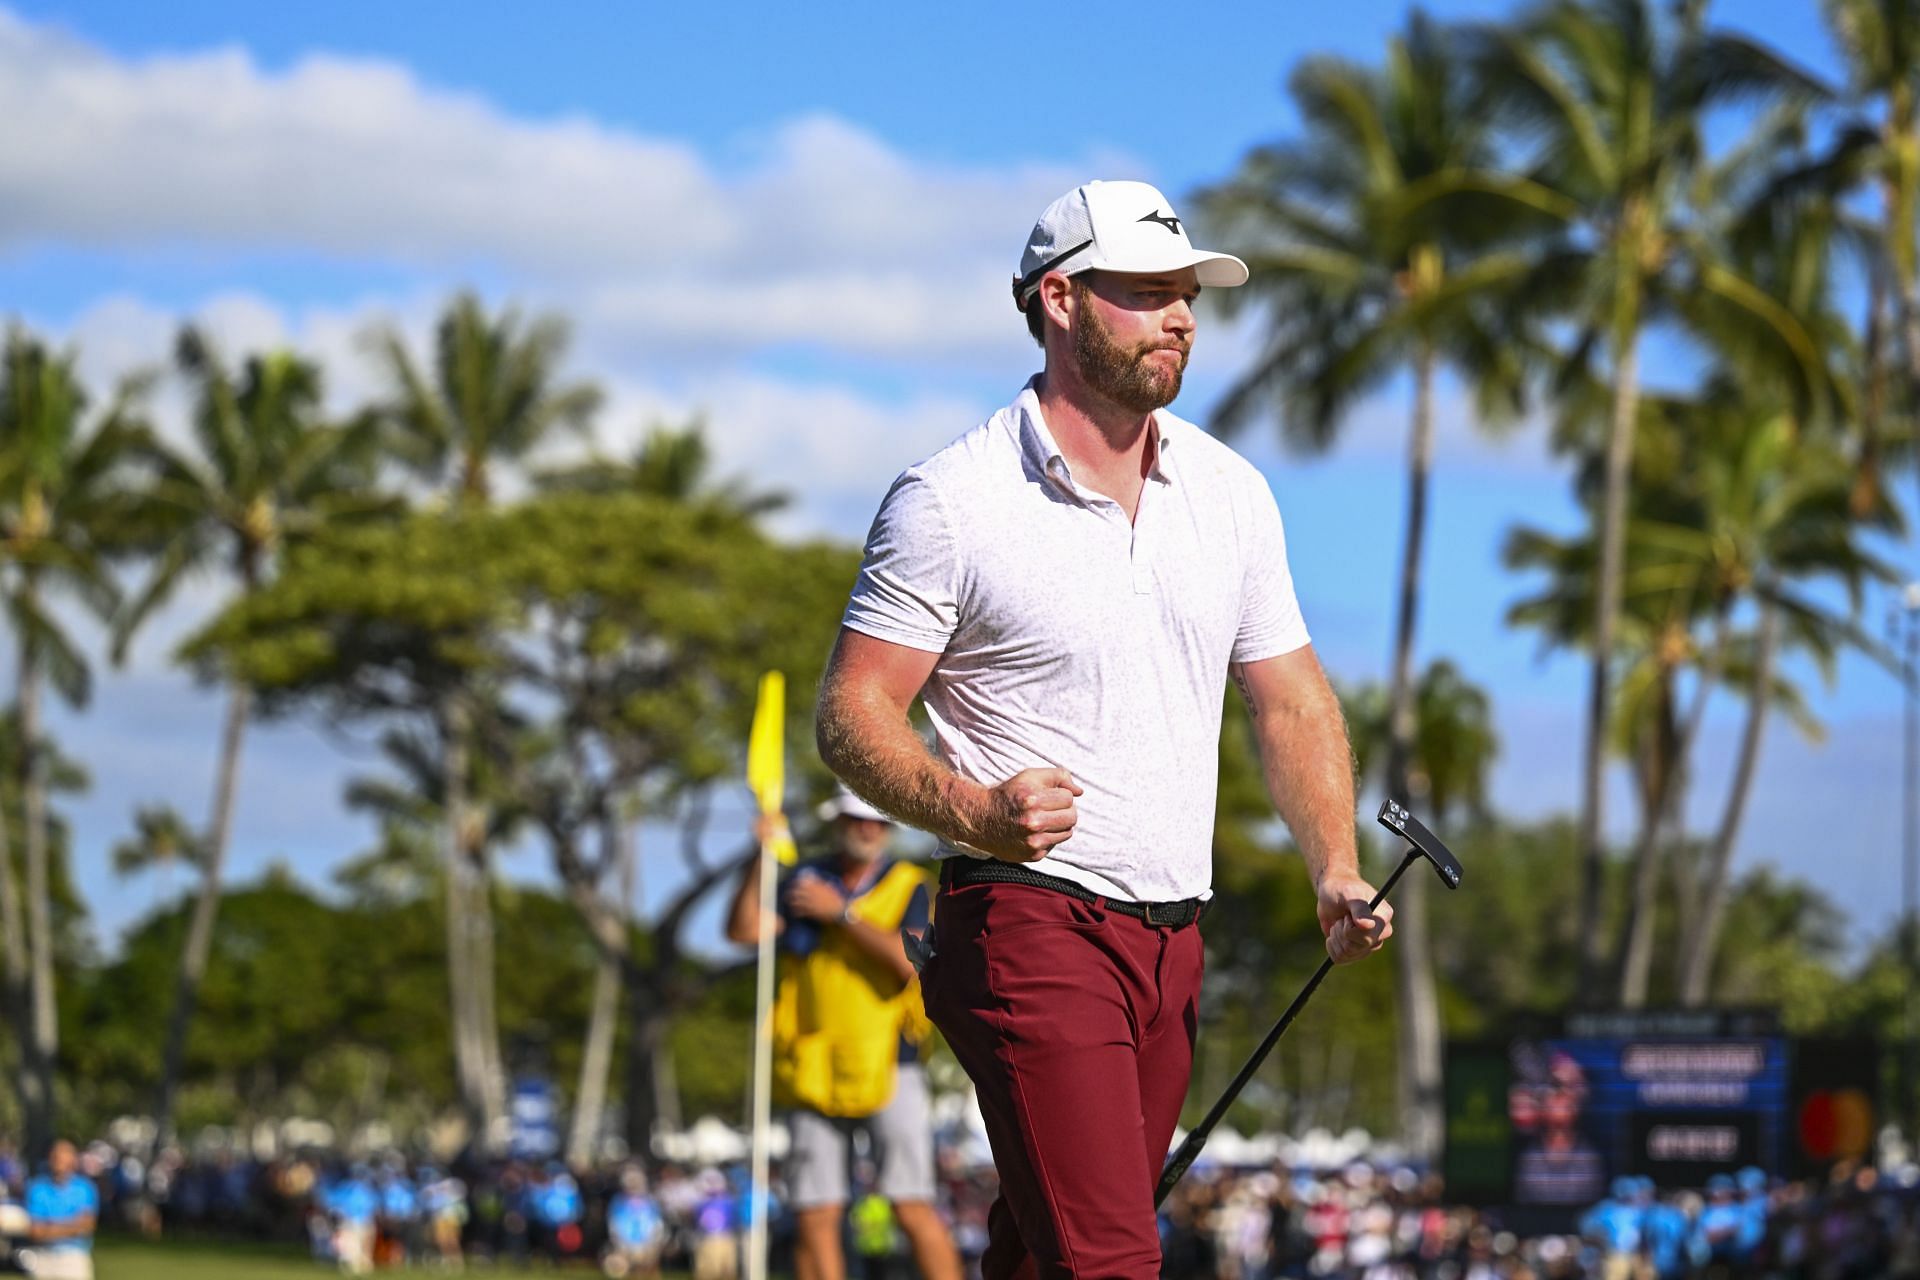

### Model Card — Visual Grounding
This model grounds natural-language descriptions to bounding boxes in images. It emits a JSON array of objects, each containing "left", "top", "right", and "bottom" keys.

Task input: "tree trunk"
[
  {"left": 153, "top": 681, "right": 251, "bottom": 1147},
  {"left": 1676, "top": 603, "right": 1780, "bottom": 1005},
  {"left": 440, "top": 693, "right": 500, "bottom": 1149},
  {"left": 623, "top": 980, "right": 669, "bottom": 1158},
  {"left": 566, "top": 816, "right": 634, "bottom": 1168},
  {"left": 1617, "top": 619, "right": 1725, "bottom": 1008},
  {"left": 1575, "top": 296, "right": 1643, "bottom": 1000},
  {"left": 468, "top": 834, "right": 507, "bottom": 1135},
  {"left": 1882, "top": 96, "right": 1920, "bottom": 411},
  {"left": 653, "top": 1036, "right": 683, "bottom": 1134},
  {"left": 17, "top": 614, "right": 56, "bottom": 1159},
  {"left": 0, "top": 728, "right": 41, "bottom": 1156},
  {"left": 1387, "top": 341, "right": 1442, "bottom": 1158}
]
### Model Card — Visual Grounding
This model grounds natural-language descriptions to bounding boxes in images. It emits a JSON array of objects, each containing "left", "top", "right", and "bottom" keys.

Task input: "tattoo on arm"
[{"left": 1232, "top": 665, "right": 1259, "bottom": 718}]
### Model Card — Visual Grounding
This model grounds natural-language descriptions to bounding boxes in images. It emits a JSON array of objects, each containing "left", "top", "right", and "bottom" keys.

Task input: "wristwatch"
[{"left": 838, "top": 899, "right": 856, "bottom": 926}]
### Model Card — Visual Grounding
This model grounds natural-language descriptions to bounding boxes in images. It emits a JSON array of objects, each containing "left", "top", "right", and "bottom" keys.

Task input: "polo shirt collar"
[{"left": 1013, "top": 376, "right": 1177, "bottom": 495}]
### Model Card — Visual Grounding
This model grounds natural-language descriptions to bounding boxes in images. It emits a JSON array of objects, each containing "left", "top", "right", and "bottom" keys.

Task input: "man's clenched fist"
[{"left": 969, "top": 766, "right": 1083, "bottom": 863}]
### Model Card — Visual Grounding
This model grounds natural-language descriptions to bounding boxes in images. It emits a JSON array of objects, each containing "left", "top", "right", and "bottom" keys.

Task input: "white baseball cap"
[
  {"left": 1013, "top": 180, "right": 1249, "bottom": 311},
  {"left": 816, "top": 785, "right": 893, "bottom": 824}
]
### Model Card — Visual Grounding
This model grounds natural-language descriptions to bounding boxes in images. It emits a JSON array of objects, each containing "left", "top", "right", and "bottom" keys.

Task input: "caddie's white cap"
[
  {"left": 1013, "top": 180, "right": 1249, "bottom": 311},
  {"left": 816, "top": 785, "right": 893, "bottom": 824}
]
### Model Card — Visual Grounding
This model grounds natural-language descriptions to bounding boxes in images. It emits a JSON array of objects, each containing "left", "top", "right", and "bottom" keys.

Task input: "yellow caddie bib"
[{"left": 770, "top": 860, "right": 933, "bottom": 1117}]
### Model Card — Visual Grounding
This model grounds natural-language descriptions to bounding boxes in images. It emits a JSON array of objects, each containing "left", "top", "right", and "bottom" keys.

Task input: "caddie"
[{"left": 726, "top": 786, "right": 960, "bottom": 1280}]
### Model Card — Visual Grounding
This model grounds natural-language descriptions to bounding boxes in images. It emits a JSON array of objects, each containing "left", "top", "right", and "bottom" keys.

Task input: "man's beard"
[{"left": 1073, "top": 296, "right": 1189, "bottom": 414}]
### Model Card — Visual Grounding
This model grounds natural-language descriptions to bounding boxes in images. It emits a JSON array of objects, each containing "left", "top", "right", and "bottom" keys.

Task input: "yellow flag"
[{"left": 747, "top": 671, "right": 798, "bottom": 865}]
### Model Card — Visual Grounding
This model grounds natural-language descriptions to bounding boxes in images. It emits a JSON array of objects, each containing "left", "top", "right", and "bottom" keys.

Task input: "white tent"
[{"left": 654, "top": 1115, "right": 789, "bottom": 1166}]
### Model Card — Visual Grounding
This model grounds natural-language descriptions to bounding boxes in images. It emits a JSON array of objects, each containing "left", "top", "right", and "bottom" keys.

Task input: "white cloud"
[
  {"left": 0, "top": 11, "right": 1105, "bottom": 362},
  {"left": 54, "top": 289, "right": 988, "bottom": 545}
]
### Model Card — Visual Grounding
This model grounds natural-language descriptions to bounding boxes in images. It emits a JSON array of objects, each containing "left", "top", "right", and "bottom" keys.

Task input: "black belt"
[{"left": 940, "top": 856, "right": 1210, "bottom": 930}]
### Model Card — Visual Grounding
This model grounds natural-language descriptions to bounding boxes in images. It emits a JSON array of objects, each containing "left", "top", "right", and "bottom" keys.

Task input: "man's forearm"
[
  {"left": 838, "top": 916, "right": 915, "bottom": 990},
  {"left": 725, "top": 859, "right": 767, "bottom": 946},
  {"left": 1238, "top": 663, "right": 1361, "bottom": 888},
  {"left": 31, "top": 1217, "right": 92, "bottom": 1243},
  {"left": 817, "top": 674, "right": 984, "bottom": 849}
]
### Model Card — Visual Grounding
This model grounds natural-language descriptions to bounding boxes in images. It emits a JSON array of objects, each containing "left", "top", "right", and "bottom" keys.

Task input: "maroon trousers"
[{"left": 921, "top": 878, "right": 1204, "bottom": 1280}]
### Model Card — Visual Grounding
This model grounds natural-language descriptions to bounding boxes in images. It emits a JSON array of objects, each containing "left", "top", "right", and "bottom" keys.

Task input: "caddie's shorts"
[
  {"left": 921, "top": 877, "right": 1204, "bottom": 1280},
  {"left": 786, "top": 1061, "right": 939, "bottom": 1210},
  {"left": 17, "top": 1248, "right": 95, "bottom": 1279}
]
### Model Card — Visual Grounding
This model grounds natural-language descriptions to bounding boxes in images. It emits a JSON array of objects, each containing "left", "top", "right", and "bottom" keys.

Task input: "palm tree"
[
  {"left": 1818, "top": 0, "right": 1920, "bottom": 506},
  {"left": 1505, "top": 478, "right": 1729, "bottom": 1007},
  {"left": 1527, "top": 117, "right": 1868, "bottom": 1007},
  {"left": 1505, "top": 390, "right": 1898, "bottom": 1005},
  {"left": 1346, "top": 659, "right": 1501, "bottom": 828},
  {"left": 376, "top": 292, "right": 602, "bottom": 505},
  {"left": 115, "top": 327, "right": 389, "bottom": 1147},
  {"left": 536, "top": 419, "right": 789, "bottom": 519},
  {"left": 1461, "top": 0, "right": 1830, "bottom": 995},
  {"left": 345, "top": 719, "right": 529, "bottom": 1141},
  {"left": 1199, "top": 10, "right": 1544, "bottom": 1156},
  {"left": 0, "top": 329, "right": 146, "bottom": 1155},
  {"left": 372, "top": 294, "right": 601, "bottom": 1145},
  {"left": 1666, "top": 403, "right": 1900, "bottom": 1002}
]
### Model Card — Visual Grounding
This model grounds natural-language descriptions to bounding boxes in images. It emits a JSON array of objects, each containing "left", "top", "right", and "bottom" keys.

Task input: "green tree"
[
  {"left": 1818, "top": 0, "right": 1920, "bottom": 508},
  {"left": 185, "top": 492, "right": 858, "bottom": 1152},
  {"left": 1200, "top": 695, "right": 1402, "bottom": 1136},
  {"left": 1660, "top": 409, "right": 1898, "bottom": 1003},
  {"left": 376, "top": 292, "right": 602, "bottom": 506},
  {"left": 1462, "top": 0, "right": 1829, "bottom": 996},
  {"left": 1504, "top": 394, "right": 1896, "bottom": 1005},
  {"left": 0, "top": 331, "right": 145, "bottom": 1154},
  {"left": 536, "top": 422, "right": 786, "bottom": 1152},
  {"left": 1611, "top": 115, "right": 1878, "bottom": 1006},
  {"left": 114, "top": 327, "right": 389, "bottom": 1147},
  {"left": 1200, "top": 11, "right": 1543, "bottom": 1153},
  {"left": 72, "top": 870, "right": 610, "bottom": 1140},
  {"left": 1346, "top": 659, "right": 1500, "bottom": 828},
  {"left": 370, "top": 293, "right": 603, "bottom": 1144},
  {"left": 537, "top": 418, "right": 789, "bottom": 519}
]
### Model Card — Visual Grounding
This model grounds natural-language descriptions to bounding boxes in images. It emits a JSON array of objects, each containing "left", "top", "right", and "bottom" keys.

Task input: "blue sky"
[{"left": 0, "top": 0, "right": 1910, "bottom": 957}]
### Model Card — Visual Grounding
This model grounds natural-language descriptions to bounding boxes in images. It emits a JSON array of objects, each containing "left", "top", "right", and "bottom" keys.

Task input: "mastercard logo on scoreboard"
[{"left": 1797, "top": 1088, "right": 1873, "bottom": 1161}]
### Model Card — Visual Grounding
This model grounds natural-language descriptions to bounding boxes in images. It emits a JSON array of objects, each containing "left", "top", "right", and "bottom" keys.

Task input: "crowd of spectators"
[
  {"left": 0, "top": 1133, "right": 1915, "bottom": 1277},
  {"left": 1154, "top": 1159, "right": 1918, "bottom": 1279}
]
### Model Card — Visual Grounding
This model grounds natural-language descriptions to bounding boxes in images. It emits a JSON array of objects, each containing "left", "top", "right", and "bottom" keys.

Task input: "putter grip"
[{"left": 1153, "top": 849, "right": 1416, "bottom": 1207}]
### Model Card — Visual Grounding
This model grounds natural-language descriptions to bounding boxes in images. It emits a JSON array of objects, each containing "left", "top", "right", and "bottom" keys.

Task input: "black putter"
[{"left": 1154, "top": 799, "right": 1464, "bottom": 1206}]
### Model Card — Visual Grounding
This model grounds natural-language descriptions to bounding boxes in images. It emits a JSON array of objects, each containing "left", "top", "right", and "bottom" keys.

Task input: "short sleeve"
[
  {"left": 841, "top": 471, "right": 959, "bottom": 653},
  {"left": 1233, "top": 480, "right": 1311, "bottom": 663}
]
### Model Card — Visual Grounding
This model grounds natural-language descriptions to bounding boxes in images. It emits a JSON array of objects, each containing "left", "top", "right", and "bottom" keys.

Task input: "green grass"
[
  {"left": 90, "top": 1237, "right": 699, "bottom": 1278},
  {"left": 92, "top": 1236, "right": 326, "bottom": 1278}
]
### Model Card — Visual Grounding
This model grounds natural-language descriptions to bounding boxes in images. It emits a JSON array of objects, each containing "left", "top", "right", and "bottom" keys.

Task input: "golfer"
[{"left": 815, "top": 179, "right": 1393, "bottom": 1280}]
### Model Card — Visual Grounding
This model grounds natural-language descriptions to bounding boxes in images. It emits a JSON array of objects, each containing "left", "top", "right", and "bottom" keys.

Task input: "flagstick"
[{"left": 747, "top": 820, "right": 779, "bottom": 1280}]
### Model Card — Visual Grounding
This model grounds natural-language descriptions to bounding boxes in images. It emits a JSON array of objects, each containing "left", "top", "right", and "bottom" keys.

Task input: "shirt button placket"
[{"left": 1131, "top": 494, "right": 1154, "bottom": 595}]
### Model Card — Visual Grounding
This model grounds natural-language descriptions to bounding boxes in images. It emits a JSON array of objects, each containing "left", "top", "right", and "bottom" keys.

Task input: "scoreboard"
[{"left": 1443, "top": 1010, "right": 1876, "bottom": 1213}]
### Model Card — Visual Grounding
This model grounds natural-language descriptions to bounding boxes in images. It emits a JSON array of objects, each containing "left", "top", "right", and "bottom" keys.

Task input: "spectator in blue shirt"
[
  {"left": 1643, "top": 1181, "right": 1693, "bottom": 1280},
  {"left": 1579, "top": 1174, "right": 1645, "bottom": 1277},
  {"left": 1697, "top": 1174, "right": 1744, "bottom": 1266},
  {"left": 606, "top": 1166, "right": 667, "bottom": 1279},
  {"left": 23, "top": 1140, "right": 98, "bottom": 1279},
  {"left": 1734, "top": 1166, "right": 1770, "bottom": 1263},
  {"left": 324, "top": 1163, "right": 379, "bottom": 1276},
  {"left": 377, "top": 1163, "right": 420, "bottom": 1265},
  {"left": 534, "top": 1162, "right": 583, "bottom": 1260}
]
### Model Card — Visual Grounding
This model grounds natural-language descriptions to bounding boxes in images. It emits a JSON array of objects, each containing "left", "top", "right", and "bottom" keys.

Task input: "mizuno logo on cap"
[{"left": 1138, "top": 210, "right": 1183, "bottom": 235}]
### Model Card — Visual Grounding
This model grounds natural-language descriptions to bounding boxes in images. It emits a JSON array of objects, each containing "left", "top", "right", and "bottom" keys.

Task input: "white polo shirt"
[{"left": 842, "top": 378, "right": 1312, "bottom": 903}]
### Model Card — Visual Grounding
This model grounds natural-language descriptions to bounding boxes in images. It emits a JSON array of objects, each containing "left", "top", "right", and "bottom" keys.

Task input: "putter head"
[{"left": 1376, "top": 800, "right": 1464, "bottom": 889}]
